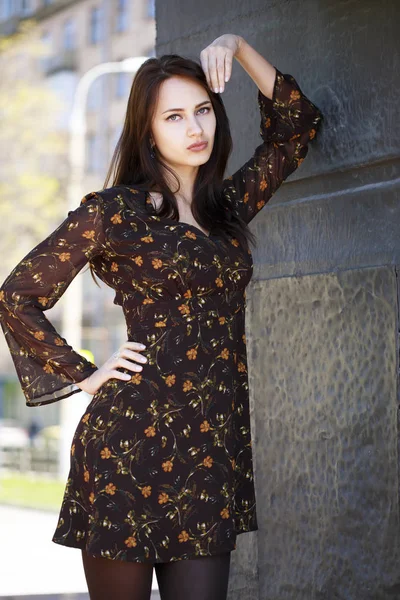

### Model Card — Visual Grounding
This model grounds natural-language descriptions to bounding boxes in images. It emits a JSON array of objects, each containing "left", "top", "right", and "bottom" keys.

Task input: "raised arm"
[
  {"left": 217, "top": 36, "right": 323, "bottom": 224},
  {"left": 0, "top": 193, "right": 105, "bottom": 407}
]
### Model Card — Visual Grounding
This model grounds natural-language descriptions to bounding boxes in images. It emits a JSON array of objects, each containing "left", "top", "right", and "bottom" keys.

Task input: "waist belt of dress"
[{"left": 123, "top": 290, "right": 246, "bottom": 333}]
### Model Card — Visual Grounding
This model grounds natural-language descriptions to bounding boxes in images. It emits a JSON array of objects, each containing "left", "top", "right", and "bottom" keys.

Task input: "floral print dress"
[{"left": 0, "top": 68, "right": 322, "bottom": 563}]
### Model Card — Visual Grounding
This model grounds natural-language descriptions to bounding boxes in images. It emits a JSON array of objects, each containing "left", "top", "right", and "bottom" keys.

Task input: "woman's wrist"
[
  {"left": 233, "top": 39, "right": 276, "bottom": 100},
  {"left": 234, "top": 35, "right": 246, "bottom": 59},
  {"left": 75, "top": 375, "right": 91, "bottom": 391}
]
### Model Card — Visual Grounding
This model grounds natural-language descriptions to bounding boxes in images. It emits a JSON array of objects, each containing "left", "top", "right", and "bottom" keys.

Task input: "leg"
[
  {"left": 81, "top": 549, "right": 154, "bottom": 600},
  {"left": 155, "top": 551, "right": 231, "bottom": 600}
]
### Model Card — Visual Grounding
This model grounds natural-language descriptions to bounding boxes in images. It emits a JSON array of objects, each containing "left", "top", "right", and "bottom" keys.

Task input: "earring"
[{"left": 150, "top": 141, "right": 155, "bottom": 159}]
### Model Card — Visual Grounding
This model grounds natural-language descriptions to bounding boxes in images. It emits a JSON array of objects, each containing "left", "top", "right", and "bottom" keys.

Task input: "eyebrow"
[{"left": 162, "top": 100, "right": 211, "bottom": 114}]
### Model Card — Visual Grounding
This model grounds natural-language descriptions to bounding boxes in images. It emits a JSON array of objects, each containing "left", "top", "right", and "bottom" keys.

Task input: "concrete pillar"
[{"left": 156, "top": 1, "right": 400, "bottom": 597}]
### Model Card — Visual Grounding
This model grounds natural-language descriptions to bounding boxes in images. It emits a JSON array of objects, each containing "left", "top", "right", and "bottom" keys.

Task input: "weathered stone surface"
[
  {"left": 246, "top": 266, "right": 399, "bottom": 599},
  {"left": 228, "top": 531, "right": 258, "bottom": 600}
]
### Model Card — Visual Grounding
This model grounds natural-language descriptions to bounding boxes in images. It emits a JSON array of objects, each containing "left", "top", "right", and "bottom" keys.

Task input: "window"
[
  {"left": 63, "top": 18, "right": 75, "bottom": 50},
  {"left": 116, "top": 0, "right": 128, "bottom": 32},
  {"left": 2, "top": 0, "right": 14, "bottom": 20},
  {"left": 39, "top": 30, "right": 53, "bottom": 72},
  {"left": 1, "top": 0, "right": 32, "bottom": 19},
  {"left": 89, "top": 6, "right": 102, "bottom": 44},
  {"left": 115, "top": 71, "right": 130, "bottom": 99},
  {"left": 86, "top": 133, "right": 95, "bottom": 172},
  {"left": 21, "top": 0, "right": 32, "bottom": 15},
  {"left": 109, "top": 125, "right": 122, "bottom": 162},
  {"left": 86, "top": 132, "right": 101, "bottom": 173},
  {"left": 87, "top": 77, "right": 102, "bottom": 111},
  {"left": 144, "top": 46, "right": 156, "bottom": 58},
  {"left": 147, "top": 0, "right": 155, "bottom": 19}
]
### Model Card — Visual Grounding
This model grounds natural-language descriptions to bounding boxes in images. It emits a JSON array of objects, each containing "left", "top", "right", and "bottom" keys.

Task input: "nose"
[{"left": 187, "top": 115, "right": 204, "bottom": 136}]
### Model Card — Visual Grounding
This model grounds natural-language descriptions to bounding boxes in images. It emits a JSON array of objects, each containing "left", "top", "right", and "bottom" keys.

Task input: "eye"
[{"left": 166, "top": 106, "right": 211, "bottom": 121}]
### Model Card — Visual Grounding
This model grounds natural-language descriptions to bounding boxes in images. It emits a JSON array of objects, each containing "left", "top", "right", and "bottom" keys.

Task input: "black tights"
[{"left": 81, "top": 549, "right": 231, "bottom": 600}]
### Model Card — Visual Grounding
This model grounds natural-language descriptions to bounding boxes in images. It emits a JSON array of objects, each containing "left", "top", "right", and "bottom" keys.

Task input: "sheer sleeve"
[
  {"left": 222, "top": 67, "right": 323, "bottom": 225},
  {"left": 0, "top": 192, "right": 105, "bottom": 407}
]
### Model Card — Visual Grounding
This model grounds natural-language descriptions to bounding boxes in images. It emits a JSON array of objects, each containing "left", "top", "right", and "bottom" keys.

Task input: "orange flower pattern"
[{"left": 0, "top": 68, "right": 322, "bottom": 562}]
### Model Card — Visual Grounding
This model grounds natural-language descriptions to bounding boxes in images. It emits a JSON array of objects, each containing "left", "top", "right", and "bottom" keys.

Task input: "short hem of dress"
[{"left": 52, "top": 535, "right": 246, "bottom": 563}]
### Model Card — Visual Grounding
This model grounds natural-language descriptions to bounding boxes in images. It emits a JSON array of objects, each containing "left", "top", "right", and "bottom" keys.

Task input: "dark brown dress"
[{"left": 0, "top": 68, "right": 322, "bottom": 562}]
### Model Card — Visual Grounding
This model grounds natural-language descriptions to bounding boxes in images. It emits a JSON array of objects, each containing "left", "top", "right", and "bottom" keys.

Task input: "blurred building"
[{"left": 0, "top": 0, "right": 156, "bottom": 428}]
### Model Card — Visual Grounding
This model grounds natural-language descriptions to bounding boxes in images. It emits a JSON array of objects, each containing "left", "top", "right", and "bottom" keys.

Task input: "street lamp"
[{"left": 67, "top": 56, "right": 149, "bottom": 220}]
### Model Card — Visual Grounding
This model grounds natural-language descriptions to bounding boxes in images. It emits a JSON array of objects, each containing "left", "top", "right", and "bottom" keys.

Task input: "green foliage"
[
  {"left": 0, "top": 20, "right": 69, "bottom": 278},
  {"left": 0, "top": 474, "right": 65, "bottom": 511}
]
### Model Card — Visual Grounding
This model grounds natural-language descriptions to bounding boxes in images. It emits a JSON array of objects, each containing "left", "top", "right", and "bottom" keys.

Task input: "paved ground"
[{"left": 0, "top": 505, "right": 160, "bottom": 599}]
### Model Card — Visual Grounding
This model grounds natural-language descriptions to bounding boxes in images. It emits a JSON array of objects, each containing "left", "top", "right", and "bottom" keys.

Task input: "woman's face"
[{"left": 151, "top": 76, "right": 216, "bottom": 173}]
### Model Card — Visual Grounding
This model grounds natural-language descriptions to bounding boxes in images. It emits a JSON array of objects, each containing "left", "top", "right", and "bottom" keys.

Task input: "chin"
[
  {"left": 190, "top": 150, "right": 213, "bottom": 165},
  {"left": 193, "top": 156, "right": 211, "bottom": 165},
  {"left": 167, "top": 150, "right": 213, "bottom": 168}
]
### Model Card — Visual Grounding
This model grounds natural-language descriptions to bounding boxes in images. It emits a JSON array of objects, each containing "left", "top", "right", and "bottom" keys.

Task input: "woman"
[{"left": 0, "top": 33, "right": 322, "bottom": 600}]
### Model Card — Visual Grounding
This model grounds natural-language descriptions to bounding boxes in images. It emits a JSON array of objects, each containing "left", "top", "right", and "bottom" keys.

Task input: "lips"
[{"left": 187, "top": 141, "right": 208, "bottom": 150}]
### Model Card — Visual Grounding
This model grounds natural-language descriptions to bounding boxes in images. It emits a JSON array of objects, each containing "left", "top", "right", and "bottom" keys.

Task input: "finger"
[
  {"left": 108, "top": 370, "right": 132, "bottom": 381},
  {"left": 208, "top": 50, "right": 220, "bottom": 93},
  {"left": 201, "top": 51, "right": 212, "bottom": 90},
  {"left": 116, "top": 357, "right": 145, "bottom": 371},
  {"left": 224, "top": 52, "right": 233, "bottom": 83},
  {"left": 216, "top": 51, "right": 226, "bottom": 92},
  {"left": 119, "top": 348, "right": 148, "bottom": 363},
  {"left": 199, "top": 50, "right": 210, "bottom": 87},
  {"left": 123, "top": 341, "right": 146, "bottom": 350}
]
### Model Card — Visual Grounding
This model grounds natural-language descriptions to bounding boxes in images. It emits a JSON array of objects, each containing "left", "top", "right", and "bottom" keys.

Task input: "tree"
[{"left": 0, "top": 20, "right": 69, "bottom": 278}]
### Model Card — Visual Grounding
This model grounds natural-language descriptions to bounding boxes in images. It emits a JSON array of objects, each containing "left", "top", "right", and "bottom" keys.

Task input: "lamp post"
[{"left": 59, "top": 57, "right": 149, "bottom": 479}]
